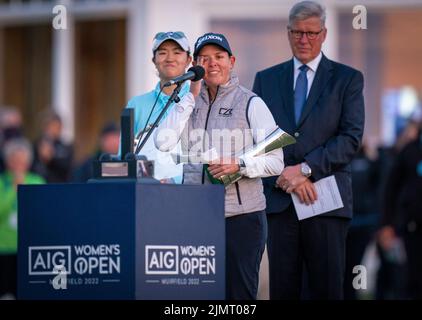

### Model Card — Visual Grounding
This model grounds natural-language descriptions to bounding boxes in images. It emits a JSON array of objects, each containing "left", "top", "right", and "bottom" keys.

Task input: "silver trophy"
[
  {"left": 218, "top": 127, "right": 296, "bottom": 186},
  {"left": 169, "top": 126, "right": 296, "bottom": 186}
]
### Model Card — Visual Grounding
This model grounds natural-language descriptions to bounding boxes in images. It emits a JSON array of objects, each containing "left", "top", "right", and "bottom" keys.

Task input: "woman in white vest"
[{"left": 155, "top": 32, "right": 284, "bottom": 300}]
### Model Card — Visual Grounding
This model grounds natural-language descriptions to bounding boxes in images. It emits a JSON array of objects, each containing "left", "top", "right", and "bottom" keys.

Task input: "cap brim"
[
  {"left": 194, "top": 42, "right": 232, "bottom": 58},
  {"left": 152, "top": 38, "right": 190, "bottom": 53}
]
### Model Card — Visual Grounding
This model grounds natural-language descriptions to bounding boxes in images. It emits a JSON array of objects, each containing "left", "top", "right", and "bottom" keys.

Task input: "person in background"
[
  {"left": 71, "top": 122, "right": 120, "bottom": 182},
  {"left": 0, "top": 107, "right": 24, "bottom": 173},
  {"left": 32, "top": 110, "right": 73, "bottom": 183},
  {"left": 378, "top": 115, "right": 422, "bottom": 299},
  {"left": 0, "top": 138, "right": 45, "bottom": 299},
  {"left": 124, "top": 31, "right": 192, "bottom": 183},
  {"left": 252, "top": 1, "right": 365, "bottom": 299},
  {"left": 344, "top": 145, "right": 380, "bottom": 299}
]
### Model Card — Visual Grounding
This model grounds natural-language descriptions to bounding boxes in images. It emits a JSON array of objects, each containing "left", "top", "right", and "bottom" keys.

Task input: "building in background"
[{"left": 0, "top": 0, "right": 421, "bottom": 161}]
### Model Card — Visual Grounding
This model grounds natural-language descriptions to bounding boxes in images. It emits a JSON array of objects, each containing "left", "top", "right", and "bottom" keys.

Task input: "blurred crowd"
[
  {"left": 344, "top": 111, "right": 422, "bottom": 300},
  {"left": 0, "top": 106, "right": 120, "bottom": 299},
  {"left": 0, "top": 104, "right": 421, "bottom": 300}
]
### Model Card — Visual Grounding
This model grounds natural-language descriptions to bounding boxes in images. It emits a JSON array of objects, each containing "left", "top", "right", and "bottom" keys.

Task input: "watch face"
[
  {"left": 301, "top": 163, "right": 311, "bottom": 176},
  {"left": 239, "top": 159, "right": 246, "bottom": 168}
]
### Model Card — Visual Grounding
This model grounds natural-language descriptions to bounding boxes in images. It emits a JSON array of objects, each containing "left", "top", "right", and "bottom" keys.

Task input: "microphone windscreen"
[
  {"left": 99, "top": 153, "right": 112, "bottom": 161},
  {"left": 124, "top": 153, "right": 136, "bottom": 161},
  {"left": 189, "top": 66, "right": 205, "bottom": 81}
]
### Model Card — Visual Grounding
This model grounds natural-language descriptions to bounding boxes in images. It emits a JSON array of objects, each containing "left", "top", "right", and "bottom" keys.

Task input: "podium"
[{"left": 17, "top": 182, "right": 225, "bottom": 300}]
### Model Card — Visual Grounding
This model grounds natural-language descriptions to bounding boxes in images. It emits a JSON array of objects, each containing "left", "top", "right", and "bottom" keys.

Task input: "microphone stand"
[{"left": 135, "top": 81, "right": 183, "bottom": 155}]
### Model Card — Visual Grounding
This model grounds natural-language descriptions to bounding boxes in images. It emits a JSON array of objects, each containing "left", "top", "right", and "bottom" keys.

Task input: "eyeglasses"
[
  {"left": 288, "top": 28, "right": 324, "bottom": 40},
  {"left": 154, "top": 31, "right": 186, "bottom": 40}
]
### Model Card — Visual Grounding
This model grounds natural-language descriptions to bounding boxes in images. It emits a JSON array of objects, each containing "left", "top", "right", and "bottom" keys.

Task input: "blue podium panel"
[
  {"left": 18, "top": 183, "right": 136, "bottom": 300},
  {"left": 17, "top": 182, "right": 225, "bottom": 300},
  {"left": 136, "top": 184, "right": 225, "bottom": 300}
]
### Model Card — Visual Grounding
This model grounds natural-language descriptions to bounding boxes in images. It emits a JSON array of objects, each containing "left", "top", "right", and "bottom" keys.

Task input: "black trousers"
[
  {"left": 267, "top": 204, "right": 349, "bottom": 300},
  {"left": 226, "top": 210, "right": 267, "bottom": 300},
  {"left": 404, "top": 231, "right": 422, "bottom": 299},
  {"left": 0, "top": 254, "right": 17, "bottom": 298}
]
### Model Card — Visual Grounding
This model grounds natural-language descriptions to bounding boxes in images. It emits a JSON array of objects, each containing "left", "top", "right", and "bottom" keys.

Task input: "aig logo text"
[
  {"left": 29, "top": 246, "right": 71, "bottom": 275},
  {"left": 146, "top": 245, "right": 178, "bottom": 275}
]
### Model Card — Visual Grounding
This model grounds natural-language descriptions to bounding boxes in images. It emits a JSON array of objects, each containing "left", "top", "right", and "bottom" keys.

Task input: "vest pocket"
[{"left": 235, "top": 181, "right": 242, "bottom": 205}]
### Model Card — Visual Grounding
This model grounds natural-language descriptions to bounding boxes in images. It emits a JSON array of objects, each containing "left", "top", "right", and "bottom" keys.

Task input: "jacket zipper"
[
  {"left": 202, "top": 87, "right": 219, "bottom": 184},
  {"left": 235, "top": 181, "right": 242, "bottom": 205}
]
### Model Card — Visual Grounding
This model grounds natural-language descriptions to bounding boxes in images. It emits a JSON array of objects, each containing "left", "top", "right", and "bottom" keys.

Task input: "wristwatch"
[
  {"left": 239, "top": 158, "right": 246, "bottom": 168},
  {"left": 300, "top": 162, "right": 312, "bottom": 178}
]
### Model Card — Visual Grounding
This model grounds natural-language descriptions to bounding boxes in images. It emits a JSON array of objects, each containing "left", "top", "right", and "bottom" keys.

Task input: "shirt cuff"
[{"left": 175, "top": 92, "right": 195, "bottom": 112}]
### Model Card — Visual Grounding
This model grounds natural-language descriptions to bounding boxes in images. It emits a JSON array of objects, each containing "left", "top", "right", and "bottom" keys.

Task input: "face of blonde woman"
[
  {"left": 153, "top": 40, "right": 192, "bottom": 83},
  {"left": 195, "top": 44, "right": 235, "bottom": 90},
  {"left": 6, "top": 149, "right": 31, "bottom": 175}
]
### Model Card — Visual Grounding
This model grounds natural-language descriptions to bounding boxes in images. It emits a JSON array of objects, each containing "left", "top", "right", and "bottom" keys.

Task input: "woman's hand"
[
  {"left": 207, "top": 158, "right": 240, "bottom": 179},
  {"left": 190, "top": 79, "right": 202, "bottom": 97},
  {"left": 190, "top": 57, "right": 205, "bottom": 97}
]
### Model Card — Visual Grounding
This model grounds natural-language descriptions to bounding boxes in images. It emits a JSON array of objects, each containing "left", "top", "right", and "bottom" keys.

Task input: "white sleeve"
[
  {"left": 154, "top": 92, "right": 195, "bottom": 152},
  {"left": 239, "top": 97, "right": 284, "bottom": 178}
]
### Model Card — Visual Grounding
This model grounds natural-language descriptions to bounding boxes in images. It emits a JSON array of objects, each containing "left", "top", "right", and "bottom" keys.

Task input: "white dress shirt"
[{"left": 293, "top": 52, "right": 322, "bottom": 97}]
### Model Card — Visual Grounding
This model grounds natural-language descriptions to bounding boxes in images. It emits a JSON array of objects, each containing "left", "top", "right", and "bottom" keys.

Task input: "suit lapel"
[
  {"left": 279, "top": 59, "right": 295, "bottom": 126},
  {"left": 297, "top": 55, "right": 333, "bottom": 127}
]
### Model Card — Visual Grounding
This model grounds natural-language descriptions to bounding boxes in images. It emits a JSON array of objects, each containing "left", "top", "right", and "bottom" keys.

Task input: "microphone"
[{"left": 163, "top": 66, "right": 205, "bottom": 87}]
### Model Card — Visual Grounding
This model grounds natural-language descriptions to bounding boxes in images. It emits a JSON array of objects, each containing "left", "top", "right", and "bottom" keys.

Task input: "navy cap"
[{"left": 193, "top": 32, "right": 232, "bottom": 59}]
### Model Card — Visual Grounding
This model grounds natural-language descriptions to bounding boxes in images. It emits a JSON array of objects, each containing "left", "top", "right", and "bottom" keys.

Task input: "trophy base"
[{"left": 92, "top": 159, "right": 154, "bottom": 180}]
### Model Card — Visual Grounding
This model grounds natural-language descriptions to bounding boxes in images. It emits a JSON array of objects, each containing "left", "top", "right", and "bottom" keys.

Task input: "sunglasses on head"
[{"left": 154, "top": 31, "right": 186, "bottom": 40}]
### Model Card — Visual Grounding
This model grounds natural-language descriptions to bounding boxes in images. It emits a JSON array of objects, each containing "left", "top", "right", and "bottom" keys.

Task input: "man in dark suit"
[{"left": 253, "top": 1, "right": 365, "bottom": 299}]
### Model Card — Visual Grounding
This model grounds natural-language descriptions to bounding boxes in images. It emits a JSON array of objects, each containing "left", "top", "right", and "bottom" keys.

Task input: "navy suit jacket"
[{"left": 253, "top": 54, "right": 365, "bottom": 219}]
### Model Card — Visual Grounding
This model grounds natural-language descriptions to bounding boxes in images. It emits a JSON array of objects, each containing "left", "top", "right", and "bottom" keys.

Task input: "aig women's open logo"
[
  {"left": 28, "top": 244, "right": 121, "bottom": 276},
  {"left": 145, "top": 245, "right": 216, "bottom": 275}
]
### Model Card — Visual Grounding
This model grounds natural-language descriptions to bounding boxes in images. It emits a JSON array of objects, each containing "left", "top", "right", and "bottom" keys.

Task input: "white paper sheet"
[{"left": 292, "top": 175, "right": 344, "bottom": 220}]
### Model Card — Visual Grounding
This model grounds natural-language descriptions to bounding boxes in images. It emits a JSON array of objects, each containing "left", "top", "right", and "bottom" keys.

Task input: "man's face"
[
  {"left": 45, "top": 119, "right": 62, "bottom": 140},
  {"left": 153, "top": 40, "right": 192, "bottom": 82},
  {"left": 288, "top": 17, "right": 326, "bottom": 64},
  {"left": 195, "top": 44, "right": 235, "bottom": 89},
  {"left": 101, "top": 132, "right": 120, "bottom": 154}
]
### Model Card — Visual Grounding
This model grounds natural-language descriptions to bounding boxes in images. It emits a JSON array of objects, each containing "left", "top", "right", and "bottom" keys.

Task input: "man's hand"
[
  {"left": 290, "top": 180, "right": 317, "bottom": 205},
  {"left": 208, "top": 158, "right": 240, "bottom": 179},
  {"left": 377, "top": 226, "right": 397, "bottom": 251},
  {"left": 275, "top": 164, "right": 307, "bottom": 191}
]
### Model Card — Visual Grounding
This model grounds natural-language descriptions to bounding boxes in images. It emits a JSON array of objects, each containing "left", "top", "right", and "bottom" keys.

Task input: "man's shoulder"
[
  {"left": 325, "top": 57, "right": 363, "bottom": 78},
  {"left": 256, "top": 60, "right": 291, "bottom": 77}
]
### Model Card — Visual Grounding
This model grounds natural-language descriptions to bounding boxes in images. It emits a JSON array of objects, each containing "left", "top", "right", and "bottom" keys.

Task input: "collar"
[
  {"left": 293, "top": 51, "right": 322, "bottom": 73},
  {"left": 153, "top": 81, "right": 190, "bottom": 105},
  {"left": 199, "top": 72, "right": 240, "bottom": 104}
]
